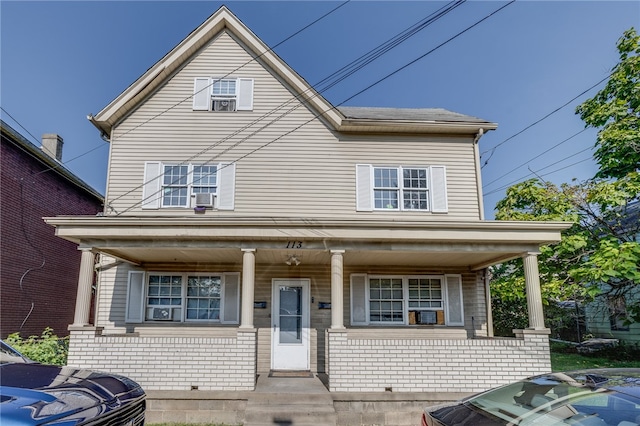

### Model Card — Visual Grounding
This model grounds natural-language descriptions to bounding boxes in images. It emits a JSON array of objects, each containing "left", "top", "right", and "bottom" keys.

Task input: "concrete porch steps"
[{"left": 243, "top": 374, "right": 336, "bottom": 426}]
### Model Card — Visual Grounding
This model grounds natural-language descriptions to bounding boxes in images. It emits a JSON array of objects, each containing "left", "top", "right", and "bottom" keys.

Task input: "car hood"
[{"left": 1, "top": 363, "right": 144, "bottom": 425}]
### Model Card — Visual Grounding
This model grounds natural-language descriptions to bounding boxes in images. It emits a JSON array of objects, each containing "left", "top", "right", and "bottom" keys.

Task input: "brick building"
[{"left": 1, "top": 120, "right": 103, "bottom": 338}]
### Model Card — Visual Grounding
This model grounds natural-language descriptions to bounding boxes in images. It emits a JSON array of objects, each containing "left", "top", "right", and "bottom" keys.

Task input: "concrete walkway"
[{"left": 244, "top": 374, "right": 336, "bottom": 425}]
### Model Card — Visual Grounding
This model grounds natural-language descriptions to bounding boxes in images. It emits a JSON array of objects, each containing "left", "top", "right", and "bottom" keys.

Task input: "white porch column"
[
  {"left": 523, "top": 252, "right": 546, "bottom": 330},
  {"left": 72, "top": 249, "right": 95, "bottom": 326},
  {"left": 331, "top": 250, "right": 345, "bottom": 329},
  {"left": 240, "top": 249, "right": 256, "bottom": 328}
]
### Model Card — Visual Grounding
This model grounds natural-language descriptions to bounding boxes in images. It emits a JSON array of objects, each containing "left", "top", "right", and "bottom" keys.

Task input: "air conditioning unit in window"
[
  {"left": 151, "top": 307, "right": 173, "bottom": 321},
  {"left": 213, "top": 99, "right": 236, "bottom": 112},
  {"left": 417, "top": 310, "right": 437, "bottom": 325},
  {"left": 194, "top": 193, "right": 215, "bottom": 208}
]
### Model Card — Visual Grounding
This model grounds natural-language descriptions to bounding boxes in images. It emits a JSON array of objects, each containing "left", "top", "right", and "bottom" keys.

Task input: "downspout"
[{"left": 473, "top": 129, "right": 485, "bottom": 220}]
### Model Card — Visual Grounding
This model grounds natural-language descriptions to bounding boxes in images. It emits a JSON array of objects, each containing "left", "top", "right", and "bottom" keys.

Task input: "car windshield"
[
  {"left": 465, "top": 372, "right": 640, "bottom": 425},
  {"left": 0, "top": 341, "right": 29, "bottom": 364}
]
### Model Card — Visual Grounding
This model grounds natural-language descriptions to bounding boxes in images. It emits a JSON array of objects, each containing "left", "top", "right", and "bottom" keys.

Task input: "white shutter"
[
  {"left": 217, "top": 162, "right": 236, "bottom": 210},
  {"left": 193, "top": 78, "right": 211, "bottom": 110},
  {"left": 236, "top": 78, "right": 254, "bottom": 111},
  {"left": 444, "top": 274, "right": 464, "bottom": 326},
  {"left": 125, "top": 271, "right": 145, "bottom": 323},
  {"left": 356, "top": 164, "right": 373, "bottom": 212},
  {"left": 142, "top": 162, "right": 162, "bottom": 209},
  {"left": 430, "top": 166, "right": 448, "bottom": 213},
  {"left": 350, "top": 274, "right": 368, "bottom": 325},
  {"left": 222, "top": 273, "right": 240, "bottom": 324}
]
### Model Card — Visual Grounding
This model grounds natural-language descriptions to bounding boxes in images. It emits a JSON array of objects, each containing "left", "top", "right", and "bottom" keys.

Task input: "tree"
[
  {"left": 491, "top": 28, "right": 640, "bottom": 336},
  {"left": 576, "top": 28, "right": 640, "bottom": 179}
]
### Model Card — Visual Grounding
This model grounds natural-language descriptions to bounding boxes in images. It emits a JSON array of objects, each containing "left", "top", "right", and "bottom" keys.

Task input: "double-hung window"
[
  {"left": 350, "top": 274, "right": 463, "bottom": 326},
  {"left": 125, "top": 271, "right": 240, "bottom": 323},
  {"left": 357, "top": 164, "right": 447, "bottom": 213},
  {"left": 372, "top": 167, "right": 429, "bottom": 210},
  {"left": 160, "top": 164, "right": 216, "bottom": 208},
  {"left": 193, "top": 77, "right": 254, "bottom": 112},
  {"left": 142, "top": 161, "right": 235, "bottom": 210}
]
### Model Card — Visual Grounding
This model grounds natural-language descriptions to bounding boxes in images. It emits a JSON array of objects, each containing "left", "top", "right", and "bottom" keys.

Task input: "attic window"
[{"left": 193, "top": 77, "right": 254, "bottom": 112}]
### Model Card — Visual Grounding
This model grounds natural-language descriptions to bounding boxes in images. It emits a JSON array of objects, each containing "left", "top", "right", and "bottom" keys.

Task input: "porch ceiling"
[{"left": 45, "top": 216, "right": 572, "bottom": 271}]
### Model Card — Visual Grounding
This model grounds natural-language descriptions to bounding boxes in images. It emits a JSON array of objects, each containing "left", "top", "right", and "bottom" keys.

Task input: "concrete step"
[
  {"left": 248, "top": 392, "right": 334, "bottom": 406},
  {"left": 244, "top": 403, "right": 337, "bottom": 426}
]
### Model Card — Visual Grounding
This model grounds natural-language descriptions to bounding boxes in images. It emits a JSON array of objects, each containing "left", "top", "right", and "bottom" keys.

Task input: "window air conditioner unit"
[
  {"left": 194, "top": 193, "right": 215, "bottom": 208},
  {"left": 417, "top": 310, "right": 437, "bottom": 325},
  {"left": 213, "top": 99, "right": 236, "bottom": 112},
  {"left": 151, "top": 307, "right": 173, "bottom": 321}
]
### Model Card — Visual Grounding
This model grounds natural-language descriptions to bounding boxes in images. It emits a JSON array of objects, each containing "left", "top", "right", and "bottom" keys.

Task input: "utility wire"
[
  {"left": 118, "top": 0, "right": 511, "bottom": 215},
  {"left": 480, "top": 74, "right": 610, "bottom": 168},
  {"left": 110, "top": 0, "right": 465, "bottom": 209},
  {"left": 1, "top": 106, "right": 108, "bottom": 178},
  {"left": 483, "top": 145, "right": 594, "bottom": 196},
  {"left": 482, "top": 127, "right": 589, "bottom": 189}
]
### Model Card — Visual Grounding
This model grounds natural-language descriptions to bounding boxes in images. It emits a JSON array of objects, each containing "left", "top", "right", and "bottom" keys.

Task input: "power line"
[
  {"left": 483, "top": 145, "right": 594, "bottom": 197},
  {"left": 1, "top": 106, "right": 109, "bottom": 178},
  {"left": 482, "top": 127, "right": 589, "bottom": 189},
  {"left": 480, "top": 74, "right": 610, "bottom": 168},
  {"left": 111, "top": 1, "right": 466, "bottom": 211},
  {"left": 117, "top": 1, "right": 512, "bottom": 215}
]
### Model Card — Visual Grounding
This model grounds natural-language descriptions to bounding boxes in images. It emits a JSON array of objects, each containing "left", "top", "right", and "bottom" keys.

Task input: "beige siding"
[{"left": 105, "top": 31, "right": 481, "bottom": 220}]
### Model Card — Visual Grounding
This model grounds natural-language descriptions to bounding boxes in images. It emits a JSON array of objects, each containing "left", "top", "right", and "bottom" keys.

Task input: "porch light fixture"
[{"left": 285, "top": 255, "right": 301, "bottom": 266}]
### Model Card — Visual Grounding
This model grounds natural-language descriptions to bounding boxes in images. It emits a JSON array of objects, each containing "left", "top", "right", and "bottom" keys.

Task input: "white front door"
[{"left": 271, "top": 279, "right": 310, "bottom": 370}]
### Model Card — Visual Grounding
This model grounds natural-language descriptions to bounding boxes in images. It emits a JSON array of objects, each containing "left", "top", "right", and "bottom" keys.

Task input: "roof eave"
[{"left": 338, "top": 119, "right": 498, "bottom": 134}]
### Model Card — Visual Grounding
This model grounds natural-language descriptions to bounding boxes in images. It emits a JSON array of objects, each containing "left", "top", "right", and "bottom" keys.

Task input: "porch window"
[
  {"left": 186, "top": 275, "right": 221, "bottom": 320},
  {"left": 125, "top": 271, "right": 239, "bottom": 323},
  {"left": 369, "top": 278, "right": 404, "bottom": 323},
  {"left": 356, "top": 164, "right": 447, "bottom": 213},
  {"left": 350, "top": 274, "right": 463, "bottom": 326}
]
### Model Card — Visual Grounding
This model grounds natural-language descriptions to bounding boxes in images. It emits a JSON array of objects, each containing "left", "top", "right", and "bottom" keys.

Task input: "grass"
[{"left": 550, "top": 342, "right": 640, "bottom": 371}]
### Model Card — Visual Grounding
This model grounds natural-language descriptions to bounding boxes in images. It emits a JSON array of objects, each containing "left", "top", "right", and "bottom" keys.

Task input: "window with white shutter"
[
  {"left": 355, "top": 164, "right": 447, "bottom": 213},
  {"left": 192, "top": 77, "right": 254, "bottom": 112},
  {"left": 140, "top": 162, "right": 235, "bottom": 210}
]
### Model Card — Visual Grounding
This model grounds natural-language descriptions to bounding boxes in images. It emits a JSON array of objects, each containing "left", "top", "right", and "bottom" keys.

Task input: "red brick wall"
[{"left": 1, "top": 138, "right": 103, "bottom": 338}]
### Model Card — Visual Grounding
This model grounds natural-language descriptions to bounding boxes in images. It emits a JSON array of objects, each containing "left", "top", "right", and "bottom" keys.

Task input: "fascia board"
[{"left": 338, "top": 120, "right": 499, "bottom": 135}]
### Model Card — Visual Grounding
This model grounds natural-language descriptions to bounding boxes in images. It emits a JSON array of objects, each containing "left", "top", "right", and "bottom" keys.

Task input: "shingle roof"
[{"left": 337, "top": 106, "right": 493, "bottom": 124}]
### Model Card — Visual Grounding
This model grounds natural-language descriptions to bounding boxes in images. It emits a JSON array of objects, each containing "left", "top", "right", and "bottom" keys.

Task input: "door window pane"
[{"left": 279, "top": 286, "right": 302, "bottom": 343}]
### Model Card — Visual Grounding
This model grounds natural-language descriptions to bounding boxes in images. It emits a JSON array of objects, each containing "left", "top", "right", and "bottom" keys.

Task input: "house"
[
  {"left": 584, "top": 201, "right": 640, "bottom": 343},
  {"left": 45, "top": 6, "right": 570, "bottom": 422},
  {"left": 1, "top": 120, "right": 103, "bottom": 339}
]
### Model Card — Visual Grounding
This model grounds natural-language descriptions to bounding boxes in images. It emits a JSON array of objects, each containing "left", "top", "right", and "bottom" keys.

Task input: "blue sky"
[{"left": 1, "top": 1, "right": 638, "bottom": 218}]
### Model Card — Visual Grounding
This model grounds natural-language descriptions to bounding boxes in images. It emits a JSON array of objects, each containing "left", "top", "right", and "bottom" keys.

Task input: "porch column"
[
  {"left": 523, "top": 252, "right": 546, "bottom": 330},
  {"left": 330, "top": 250, "right": 345, "bottom": 329},
  {"left": 72, "top": 249, "right": 95, "bottom": 326},
  {"left": 240, "top": 249, "right": 256, "bottom": 328}
]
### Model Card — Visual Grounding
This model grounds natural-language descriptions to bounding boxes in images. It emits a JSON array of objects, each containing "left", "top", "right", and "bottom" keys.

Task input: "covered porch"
[{"left": 47, "top": 216, "right": 568, "bottom": 393}]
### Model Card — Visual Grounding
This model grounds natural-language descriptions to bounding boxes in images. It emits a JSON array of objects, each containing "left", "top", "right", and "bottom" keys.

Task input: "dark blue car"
[{"left": 1, "top": 340, "right": 145, "bottom": 425}]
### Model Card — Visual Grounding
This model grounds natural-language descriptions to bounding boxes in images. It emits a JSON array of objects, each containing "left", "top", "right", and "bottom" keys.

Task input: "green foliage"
[
  {"left": 492, "top": 27, "right": 640, "bottom": 334},
  {"left": 5, "top": 328, "right": 69, "bottom": 365},
  {"left": 576, "top": 28, "right": 640, "bottom": 179}
]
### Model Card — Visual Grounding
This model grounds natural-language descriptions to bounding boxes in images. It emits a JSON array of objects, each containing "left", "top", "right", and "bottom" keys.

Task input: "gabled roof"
[
  {"left": 1, "top": 120, "right": 104, "bottom": 201},
  {"left": 89, "top": 6, "right": 496, "bottom": 138}
]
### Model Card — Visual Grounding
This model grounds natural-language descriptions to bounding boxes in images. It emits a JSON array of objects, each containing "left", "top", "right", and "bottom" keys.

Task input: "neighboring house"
[
  {"left": 45, "top": 6, "right": 570, "bottom": 419},
  {"left": 1, "top": 120, "right": 103, "bottom": 339},
  {"left": 584, "top": 201, "right": 640, "bottom": 343}
]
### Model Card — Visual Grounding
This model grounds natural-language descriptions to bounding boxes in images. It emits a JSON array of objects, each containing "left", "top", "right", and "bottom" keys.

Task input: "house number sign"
[{"left": 285, "top": 241, "right": 303, "bottom": 249}]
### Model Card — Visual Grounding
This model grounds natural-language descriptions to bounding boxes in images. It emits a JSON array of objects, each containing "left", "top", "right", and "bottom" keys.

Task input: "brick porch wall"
[
  {"left": 327, "top": 329, "right": 551, "bottom": 392},
  {"left": 67, "top": 327, "right": 257, "bottom": 391}
]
